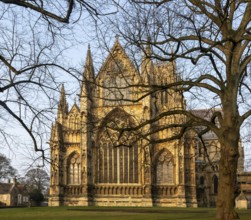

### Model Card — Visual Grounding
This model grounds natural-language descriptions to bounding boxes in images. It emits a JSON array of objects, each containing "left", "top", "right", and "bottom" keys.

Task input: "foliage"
[
  {"left": 0, "top": 153, "right": 16, "bottom": 180},
  {"left": 29, "top": 189, "right": 44, "bottom": 205}
]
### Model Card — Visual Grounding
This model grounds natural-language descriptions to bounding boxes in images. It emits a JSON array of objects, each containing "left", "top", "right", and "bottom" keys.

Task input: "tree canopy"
[
  {"left": 24, "top": 168, "right": 49, "bottom": 193},
  {"left": 0, "top": 153, "right": 16, "bottom": 180}
]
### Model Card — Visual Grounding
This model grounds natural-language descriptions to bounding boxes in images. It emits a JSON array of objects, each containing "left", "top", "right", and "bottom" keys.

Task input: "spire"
[
  {"left": 114, "top": 34, "right": 123, "bottom": 50},
  {"left": 81, "top": 45, "right": 95, "bottom": 99},
  {"left": 145, "top": 36, "right": 151, "bottom": 57},
  {"left": 115, "top": 34, "right": 119, "bottom": 44},
  {"left": 58, "top": 84, "right": 68, "bottom": 116},
  {"left": 141, "top": 37, "right": 153, "bottom": 83},
  {"left": 50, "top": 122, "right": 55, "bottom": 141},
  {"left": 50, "top": 121, "right": 60, "bottom": 142},
  {"left": 83, "top": 44, "right": 95, "bottom": 81}
]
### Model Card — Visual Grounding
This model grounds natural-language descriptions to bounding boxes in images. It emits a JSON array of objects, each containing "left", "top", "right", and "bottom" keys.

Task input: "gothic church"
[{"left": 49, "top": 38, "right": 244, "bottom": 207}]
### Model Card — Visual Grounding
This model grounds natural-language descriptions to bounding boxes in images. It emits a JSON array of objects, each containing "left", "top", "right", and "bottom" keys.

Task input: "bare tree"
[
  {"left": 0, "top": 1, "right": 116, "bottom": 164},
  {"left": 97, "top": 1, "right": 251, "bottom": 219},
  {"left": 24, "top": 168, "right": 49, "bottom": 193},
  {"left": 0, "top": 0, "right": 111, "bottom": 23}
]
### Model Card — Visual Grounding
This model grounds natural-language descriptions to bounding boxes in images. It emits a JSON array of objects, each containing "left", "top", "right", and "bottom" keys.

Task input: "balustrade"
[
  {"left": 93, "top": 185, "right": 143, "bottom": 196},
  {"left": 64, "top": 185, "right": 83, "bottom": 195},
  {"left": 152, "top": 185, "right": 178, "bottom": 196},
  {"left": 63, "top": 184, "right": 178, "bottom": 197}
]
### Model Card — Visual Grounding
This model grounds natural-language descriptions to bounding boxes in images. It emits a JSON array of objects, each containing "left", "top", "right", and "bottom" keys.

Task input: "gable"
[
  {"left": 96, "top": 39, "right": 140, "bottom": 83},
  {"left": 68, "top": 103, "right": 80, "bottom": 117},
  {"left": 95, "top": 40, "right": 142, "bottom": 106},
  {"left": 0, "top": 183, "right": 13, "bottom": 194}
]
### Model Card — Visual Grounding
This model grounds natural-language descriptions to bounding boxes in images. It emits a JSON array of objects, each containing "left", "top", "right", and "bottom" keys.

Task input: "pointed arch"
[
  {"left": 67, "top": 104, "right": 80, "bottom": 130},
  {"left": 67, "top": 151, "right": 81, "bottom": 185},
  {"left": 96, "top": 108, "right": 139, "bottom": 184},
  {"left": 98, "top": 107, "right": 136, "bottom": 134},
  {"left": 155, "top": 149, "right": 175, "bottom": 185},
  {"left": 212, "top": 175, "right": 218, "bottom": 194}
]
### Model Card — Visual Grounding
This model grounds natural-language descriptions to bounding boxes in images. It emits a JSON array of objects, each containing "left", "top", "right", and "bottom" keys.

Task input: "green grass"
[{"left": 0, "top": 206, "right": 251, "bottom": 220}]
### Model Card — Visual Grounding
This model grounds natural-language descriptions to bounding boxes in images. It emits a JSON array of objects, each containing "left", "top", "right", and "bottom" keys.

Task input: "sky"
[
  {"left": 3, "top": 41, "right": 251, "bottom": 176},
  {"left": 1, "top": 44, "right": 87, "bottom": 176},
  {"left": 1, "top": 2, "right": 251, "bottom": 179},
  {"left": 0, "top": 23, "right": 92, "bottom": 176},
  {"left": 2, "top": 38, "right": 251, "bottom": 176}
]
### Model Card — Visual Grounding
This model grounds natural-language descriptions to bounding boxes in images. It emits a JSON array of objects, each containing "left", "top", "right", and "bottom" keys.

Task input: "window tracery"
[
  {"left": 67, "top": 153, "right": 81, "bottom": 185},
  {"left": 103, "top": 62, "right": 132, "bottom": 105},
  {"left": 96, "top": 113, "right": 138, "bottom": 184},
  {"left": 156, "top": 150, "right": 174, "bottom": 185}
]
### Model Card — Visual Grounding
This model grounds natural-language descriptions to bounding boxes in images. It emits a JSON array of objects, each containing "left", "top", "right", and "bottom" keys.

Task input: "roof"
[
  {"left": 16, "top": 184, "right": 28, "bottom": 195},
  {"left": 0, "top": 182, "right": 28, "bottom": 195},
  {"left": 192, "top": 108, "right": 221, "bottom": 122},
  {"left": 0, "top": 183, "right": 13, "bottom": 194},
  {"left": 236, "top": 191, "right": 248, "bottom": 201}
]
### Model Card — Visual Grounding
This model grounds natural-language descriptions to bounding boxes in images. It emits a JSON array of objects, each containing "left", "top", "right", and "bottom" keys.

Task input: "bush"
[{"left": 29, "top": 189, "right": 44, "bottom": 206}]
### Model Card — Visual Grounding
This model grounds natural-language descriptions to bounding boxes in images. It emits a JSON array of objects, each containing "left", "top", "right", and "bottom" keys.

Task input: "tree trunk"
[{"left": 216, "top": 134, "right": 239, "bottom": 220}]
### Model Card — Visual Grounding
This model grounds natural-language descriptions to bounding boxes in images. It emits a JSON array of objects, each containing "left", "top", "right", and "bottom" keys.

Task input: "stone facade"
[{"left": 48, "top": 39, "right": 244, "bottom": 207}]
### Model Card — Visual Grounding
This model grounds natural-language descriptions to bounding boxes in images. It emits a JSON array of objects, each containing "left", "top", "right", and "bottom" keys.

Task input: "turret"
[
  {"left": 83, "top": 44, "right": 95, "bottom": 82},
  {"left": 80, "top": 45, "right": 95, "bottom": 113},
  {"left": 79, "top": 45, "right": 95, "bottom": 188},
  {"left": 50, "top": 121, "right": 62, "bottom": 143},
  {"left": 50, "top": 122, "right": 55, "bottom": 142},
  {"left": 141, "top": 38, "right": 153, "bottom": 84},
  {"left": 57, "top": 85, "right": 68, "bottom": 123}
]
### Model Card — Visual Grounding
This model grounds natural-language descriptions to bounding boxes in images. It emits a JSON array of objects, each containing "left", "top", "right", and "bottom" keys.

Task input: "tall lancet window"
[
  {"left": 96, "top": 108, "right": 139, "bottom": 184},
  {"left": 156, "top": 150, "right": 174, "bottom": 185},
  {"left": 67, "top": 153, "right": 81, "bottom": 185},
  {"left": 103, "top": 61, "right": 132, "bottom": 106},
  {"left": 213, "top": 175, "right": 218, "bottom": 194}
]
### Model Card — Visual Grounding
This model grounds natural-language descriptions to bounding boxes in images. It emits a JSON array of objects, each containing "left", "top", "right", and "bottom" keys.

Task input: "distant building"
[
  {"left": 238, "top": 172, "right": 251, "bottom": 208},
  {"left": 0, "top": 178, "right": 29, "bottom": 206},
  {"left": 235, "top": 191, "right": 249, "bottom": 209},
  {"left": 49, "top": 38, "right": 246, "bottom": 207},
  {"left": 192, "top": 113, "right": 244, "bottom": 207}
]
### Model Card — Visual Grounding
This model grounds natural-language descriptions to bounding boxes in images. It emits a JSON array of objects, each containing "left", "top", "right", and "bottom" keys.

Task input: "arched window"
[
  {"left": 96, "top": 111, "right": 138, "bottom": 184},
  {"left": 97, "top": 136, "right": 138, "bottom": 184},
  {"left": 213, "top": 175, "right": 218, "bottom": 194},
  {"left": 103, "top": 68, "right": 132, "bottom": 106},
  {"left": 156, "top": 150, "right": 174, "bottom": 185},
  {"left": 67, "top": 153, "right": 81, "bottom": 185}
]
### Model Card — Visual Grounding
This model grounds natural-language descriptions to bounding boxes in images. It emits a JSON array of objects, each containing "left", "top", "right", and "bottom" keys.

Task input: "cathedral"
[{"left": 49, "top": 38, "right": 244, "bottom": 207}]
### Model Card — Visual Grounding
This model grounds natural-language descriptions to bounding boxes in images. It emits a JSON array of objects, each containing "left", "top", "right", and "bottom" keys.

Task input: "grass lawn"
[{"left": 0, "top": 206, "right": 251, "bottom": 220}]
